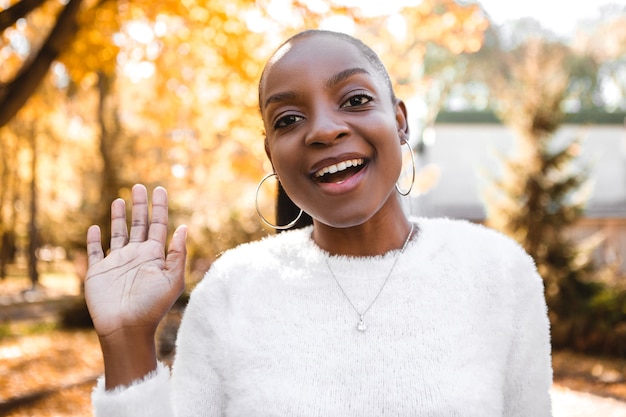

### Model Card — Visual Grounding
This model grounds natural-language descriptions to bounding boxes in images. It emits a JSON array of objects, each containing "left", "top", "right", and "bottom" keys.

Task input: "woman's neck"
[{"left": 311, "top": 215, "right": 413, "bottom": 257}]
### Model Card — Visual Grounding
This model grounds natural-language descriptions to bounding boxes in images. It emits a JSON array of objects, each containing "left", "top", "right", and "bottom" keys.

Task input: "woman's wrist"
[{"left": 98, "top": 327, "right": 158, "bottom": 390}]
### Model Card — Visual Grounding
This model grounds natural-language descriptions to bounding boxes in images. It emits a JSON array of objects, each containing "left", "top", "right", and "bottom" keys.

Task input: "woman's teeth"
[{"left": 314, "top": 158, "right": 364, "bottom": 178}]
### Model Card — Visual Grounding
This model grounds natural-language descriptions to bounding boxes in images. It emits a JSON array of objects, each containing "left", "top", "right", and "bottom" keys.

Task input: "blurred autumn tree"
[
  {"left": 0, "top": 0, "right": 86, "bottom": 285},
  {"left": 0, "top": 0, "right": 488, "bottom": 283},
  {"left": 0, "top": 0, "right": 83, "bottom": 127}
]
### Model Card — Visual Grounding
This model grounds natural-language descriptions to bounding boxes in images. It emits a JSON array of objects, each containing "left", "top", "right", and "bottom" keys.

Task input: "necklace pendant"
[{"left": 357, "top": 315, "right": 367, "bottom": 332}]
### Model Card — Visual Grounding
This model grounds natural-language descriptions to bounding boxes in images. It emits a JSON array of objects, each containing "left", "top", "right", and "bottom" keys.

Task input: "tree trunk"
[
  {"left": 0, "top": 149, "right": 18, "bottom": 280},
  {"left": 0, "top": 233, "right": 5, "bottom": 280},
  {"left": 95, "top": 71, "right": 120, "bottom": 250},
  {"left": 27, "top": 132, "right": 39, "bottom": 288},
  {"left": 0, "top": 148, "right": 6, "bottom": 280}
]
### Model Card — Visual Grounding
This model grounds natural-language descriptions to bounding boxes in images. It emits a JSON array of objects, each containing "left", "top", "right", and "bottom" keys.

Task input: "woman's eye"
[
  {"left": 342, "top": 94, "right": 373, "bottom": 108},
  {"left": 274, "top": 115, "right": 303, "bottom": 129}
]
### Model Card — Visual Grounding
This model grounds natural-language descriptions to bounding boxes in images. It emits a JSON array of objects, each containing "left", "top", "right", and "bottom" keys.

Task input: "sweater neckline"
[
  {"left": 311, "top": 223, "right": 419, "bottom": 258},
  {"left": 284, "top": 221, "right": 425, "bottom": 280}
]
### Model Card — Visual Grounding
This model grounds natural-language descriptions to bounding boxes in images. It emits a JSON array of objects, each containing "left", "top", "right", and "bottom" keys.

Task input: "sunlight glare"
[
  {"left": 8, "top": 30, "right": 30, "bottom": 57},
  {"left": 245, "top": 9, "right": 271, "bottom": 33},
  {"left": 112, "top": 32, "right": 126, "bottom": 46},
  {"left": 477, "top": 0, "right": 623, "bottom": 36},
  {"left": 123, "top": 61, "right": 155, "bottom": 82},
  {"left": 172, "top": 164, "right": 187, "bottom": 178},
  {"left": 330, "top": 0, "right": 423, "bottom": 17},
  {"left": 146, "top": 41, "right": 162, "bottom": 60},
  {"left": 267, "top": 0, "right": 303, "bottom": 27},
  {"left": 303, "top": 0, "right": 330, "bottom": 14},
  {"left": 67, "top": 116, "right": 90, "bottom": 141},
  {"left": 154, "top": 20, "right": 168, "bottom": 37},
  {"left": 127, "top": 21, "right": 154, "bottom": 44},
  {"left": 15, "top": 17, "right": 27, "bottom": 31},
  {"left": 386, "top": 14, "right": 407, "bottom": 40},
  {"left": 319, "top": 15, "right": 355, "bottom": 34},
  {"left": 0, "top": 345, "right": 22, "bottom": 360},
  {"left": 52, "top": 62, "right": 69, "bottom": 89}
]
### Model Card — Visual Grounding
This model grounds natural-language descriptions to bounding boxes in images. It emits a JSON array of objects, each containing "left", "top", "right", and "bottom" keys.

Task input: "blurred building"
[{"left": 408, "top": 111, "right": 626, "bottom": 273}]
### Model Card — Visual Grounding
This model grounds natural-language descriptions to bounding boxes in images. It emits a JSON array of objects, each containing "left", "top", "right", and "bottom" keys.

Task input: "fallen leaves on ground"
[
  {"left": 0, "top": 329, "right": 102, "bottom": 417},
  {"left": 1, "top": 327, "right": 626, "bottom": 416},
  {"left": 553, "top": 349, "right": 626, "bottom": 401}
]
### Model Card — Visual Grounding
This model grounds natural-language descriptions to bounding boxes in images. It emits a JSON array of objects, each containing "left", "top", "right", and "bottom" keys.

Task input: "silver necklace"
[{"left": 325, "top": 224, "right": 415, "bottom": 333}]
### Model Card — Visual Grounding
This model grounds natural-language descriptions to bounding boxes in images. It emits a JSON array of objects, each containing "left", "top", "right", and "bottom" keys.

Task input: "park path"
[{"left": 552, "top": 385, "right": 626, "bottom": 417}]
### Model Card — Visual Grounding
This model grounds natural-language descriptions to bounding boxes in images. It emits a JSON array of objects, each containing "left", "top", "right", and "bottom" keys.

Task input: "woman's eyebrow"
[
  {"left": 264, "top": 91, "right": 296, "bottom": 109},
  {"left": 325, "top": 67, "right": 370, "bottom": 89},
  {"left": 263, "top": 67, "right": 370, "bottom": 109}
]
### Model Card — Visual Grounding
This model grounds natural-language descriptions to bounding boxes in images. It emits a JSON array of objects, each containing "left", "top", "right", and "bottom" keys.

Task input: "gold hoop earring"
[
  {"left": 255, "top": 173, "right": 303, "bottom": 230},
  {"left": 395, "top": 140, "right": 416, "bottom": 196}
]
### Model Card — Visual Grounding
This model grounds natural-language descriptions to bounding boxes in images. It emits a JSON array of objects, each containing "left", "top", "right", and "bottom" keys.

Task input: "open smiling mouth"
[{"left": 313, "top": 158, "right": 366, "bottom": 184}]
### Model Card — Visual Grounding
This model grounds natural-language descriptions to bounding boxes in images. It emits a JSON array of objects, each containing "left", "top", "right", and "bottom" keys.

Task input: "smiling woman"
[
  {"left": 260, "top": 31, "right": 407, "bottom": 237},
  {"left": 86, "top": 30, "right": 553, "bottom": 417}
]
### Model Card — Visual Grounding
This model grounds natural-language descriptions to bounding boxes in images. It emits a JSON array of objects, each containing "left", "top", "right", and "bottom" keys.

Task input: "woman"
[{"left": 87, "top": 30, "right": 553, "bottom": 416}]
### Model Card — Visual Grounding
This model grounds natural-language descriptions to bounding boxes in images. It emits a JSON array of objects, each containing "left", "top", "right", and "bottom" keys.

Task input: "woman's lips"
[{"left": 313, "top": 161, "right": 369, "bottom": 194}]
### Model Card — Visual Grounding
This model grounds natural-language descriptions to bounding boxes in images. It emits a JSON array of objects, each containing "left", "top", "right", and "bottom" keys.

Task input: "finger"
[
  {"left": 110, "top": 198, "right": 128, "bottom": 251},
  {"left": 165, "top": 225, "right": 188, "bottom": 292},
  {"left": 148, "top": 186, "right": 169, "bottom": 246},
  {"left": 87, "top": 225, "right": 104, "bottom": 267},
  {"left": 129, "top": 184, "right": 149, "bottom": 242}
]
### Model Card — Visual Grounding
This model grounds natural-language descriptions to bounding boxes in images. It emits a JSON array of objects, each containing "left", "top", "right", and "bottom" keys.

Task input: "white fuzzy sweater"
[{"left": 92, "top": 218, "right": 553, "bottom": 416}]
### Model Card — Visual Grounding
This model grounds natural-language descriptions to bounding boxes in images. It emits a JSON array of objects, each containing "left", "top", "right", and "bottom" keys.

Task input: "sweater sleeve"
[
  {"left": 503, "top": 248, "right": 553, "bottom": 417},
  {"left": 91, "top": 361, "right": 174, "bottom": 417},
  {"left": 169, "top": 268, "right": 230, "bottom": 416}
]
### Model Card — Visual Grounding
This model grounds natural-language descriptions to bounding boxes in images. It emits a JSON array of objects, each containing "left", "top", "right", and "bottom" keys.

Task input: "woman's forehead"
[
  {"left": 273, "top": 34, "right": 362, "bottom": 63},
  {"left": 261, "top": 36, "right": 375, "bottom": 92}
]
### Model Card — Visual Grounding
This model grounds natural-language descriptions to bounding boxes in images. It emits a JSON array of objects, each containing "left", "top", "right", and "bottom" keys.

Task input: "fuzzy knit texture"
[{"left": 92, "top": 217, "right": 553, "bottom": 417}]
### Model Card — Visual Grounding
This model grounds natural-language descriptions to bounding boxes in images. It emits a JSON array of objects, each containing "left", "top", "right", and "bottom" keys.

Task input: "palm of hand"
[{"left": 85, "top": 185, "right": 187, "bottom": 339}]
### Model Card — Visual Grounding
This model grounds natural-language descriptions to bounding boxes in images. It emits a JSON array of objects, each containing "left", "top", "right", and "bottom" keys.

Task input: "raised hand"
[{"left": 85, "top": 184, "right": 187, "bottom": 388}]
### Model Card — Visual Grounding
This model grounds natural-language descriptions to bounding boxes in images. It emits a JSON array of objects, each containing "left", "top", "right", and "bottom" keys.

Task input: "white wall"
[{"left": 410, "top": 124, "right": 626, "bottom": 220}]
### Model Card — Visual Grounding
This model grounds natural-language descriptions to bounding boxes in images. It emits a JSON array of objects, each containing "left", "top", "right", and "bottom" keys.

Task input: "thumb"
[{"left": 165, "top": 225, "right": 188, "bottom": 284}]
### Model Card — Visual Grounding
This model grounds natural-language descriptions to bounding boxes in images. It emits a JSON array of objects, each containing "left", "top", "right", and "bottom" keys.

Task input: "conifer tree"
[{"left": 479, "top": 36, "right": 606, "bottom": 348}]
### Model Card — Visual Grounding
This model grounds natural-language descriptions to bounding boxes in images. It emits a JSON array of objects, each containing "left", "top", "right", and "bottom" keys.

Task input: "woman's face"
[{"left": 260, "top": 35, "right": 408, "bottom": 228}]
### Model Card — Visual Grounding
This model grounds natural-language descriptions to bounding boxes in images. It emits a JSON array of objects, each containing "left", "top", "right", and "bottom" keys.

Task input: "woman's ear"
[{"left": 394, "top": 99, "right": 409, "bottom": 140}]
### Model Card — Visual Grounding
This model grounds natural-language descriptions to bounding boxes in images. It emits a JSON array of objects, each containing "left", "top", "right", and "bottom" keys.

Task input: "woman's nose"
[{"left": 304, "top": 108, "right": 349, "bottom": 146}]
